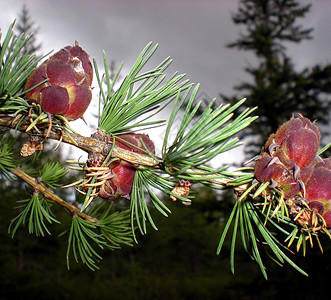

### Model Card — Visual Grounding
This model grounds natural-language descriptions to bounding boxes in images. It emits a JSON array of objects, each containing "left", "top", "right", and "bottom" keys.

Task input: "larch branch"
[
  {"left": 11, "top": 166, "right": 98, "bottom": 223},
  {"left": 0, "top": 113, "right": 159, "bottom": 167}
]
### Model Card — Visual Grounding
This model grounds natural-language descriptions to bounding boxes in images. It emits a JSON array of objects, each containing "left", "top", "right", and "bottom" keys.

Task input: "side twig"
[
  {"left": 0, "top": 113, "right": 159, "bottom": 166},
  {"left": 11, "top": 166, "right": 98, "bottom": 223}
]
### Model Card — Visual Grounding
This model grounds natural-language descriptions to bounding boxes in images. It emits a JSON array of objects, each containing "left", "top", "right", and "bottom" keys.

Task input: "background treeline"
[{"left": 1, "top": 1, "right": 331, "bottom": 299}]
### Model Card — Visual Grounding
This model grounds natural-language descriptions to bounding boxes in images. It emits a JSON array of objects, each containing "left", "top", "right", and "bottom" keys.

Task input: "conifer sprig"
[
  {"left": 216, "top": 182, "right": 319, "bottom": 279},
  {"left": 40, "top": 160, "right": 68, "bottom": 189},
  {"left": 129, "top": 168, "right": 175, "bottom": 242},
  {"left": 9, "top": 192, "right": 60, "bottom": 237},
  {"left": 162, "top": 84, "right": 258, "bottom": 180},
  {"left": 95, "top": 42, "right": 191, "bottom": 134},
  {"left": 65, "top": 206, "right": 134, "bottom": 270},
  {"left": 0, "top": 137, "right": 17, "bottom": 180},
  {"left": 0, "top": 21, "right": 45, "bottom": 99},
  {"left": 66, "top": 216, "right": 106, "bottom": 270},
  {"left": 96, "top": 208, "right": 133, "bottom": 249}
]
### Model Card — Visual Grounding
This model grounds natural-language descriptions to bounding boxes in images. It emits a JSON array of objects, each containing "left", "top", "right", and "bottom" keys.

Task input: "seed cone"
[
  {"left": 255, "top": 114, "right": 320, "bottom": 197},
  {"left": 253, "top": 114, "right": 331, "bottom": 228},
  {"left": 86, "top": 131, "right": 155, "bottom": 201},
  {"left": 24, "top": 41, "right": 93, "bottom": 120}
]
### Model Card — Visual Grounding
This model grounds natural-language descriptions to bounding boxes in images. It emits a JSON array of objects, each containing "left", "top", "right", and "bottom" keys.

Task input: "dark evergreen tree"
[
  {"left": 15, "top": 4, "right": 42, "bottom": 57},
  {"left": 222, "top": 0, "right": 331, "bottom": 157}
]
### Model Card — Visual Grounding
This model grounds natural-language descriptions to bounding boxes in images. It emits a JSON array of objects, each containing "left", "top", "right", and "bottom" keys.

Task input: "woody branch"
[{"left": 0, "top": 113, "right": 247, "bottom": 192}]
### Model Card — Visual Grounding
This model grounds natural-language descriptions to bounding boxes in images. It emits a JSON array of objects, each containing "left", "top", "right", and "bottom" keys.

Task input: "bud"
[{"left": 24, "top": 41, "right": 93, "bottom": 120}]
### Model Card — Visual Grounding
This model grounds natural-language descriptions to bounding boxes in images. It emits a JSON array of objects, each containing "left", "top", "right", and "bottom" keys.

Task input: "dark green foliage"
[
  {"left": 0, "top": 21, "right": 44, "bottom": 99},
  {"left": 0, "top": 135, "right": 17, "bottom": 180},
  {"left": 222, "top": 0, "right": 331, "bottom": 157},
  {"left": 9, "top": 193, "right": 60, "bottom": 237},
  {"left": 1, "top": 185, "right": 331, "bottom": 299},
  {"left": 227, "top": 0, "right": 313, "bottom": 55}
]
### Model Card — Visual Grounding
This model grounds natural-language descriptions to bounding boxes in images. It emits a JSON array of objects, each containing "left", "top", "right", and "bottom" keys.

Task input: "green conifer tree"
[
  {"left": 15, "top": 4, "right": 42, "bottom": 57},
  {"left": 222, "top": 0, "right": 331, "bottom": 156}
]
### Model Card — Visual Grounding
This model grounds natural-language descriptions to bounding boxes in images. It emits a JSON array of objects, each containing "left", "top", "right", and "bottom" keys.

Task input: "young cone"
[
  {"left": 24, "top": 41, "right": 93, "bottom": 120},
  {"left": 254, "top": 114, "right": 331, "bottom": 228},
  {"left": 86, "top": 131, "right": 155, "bottom": 201}
]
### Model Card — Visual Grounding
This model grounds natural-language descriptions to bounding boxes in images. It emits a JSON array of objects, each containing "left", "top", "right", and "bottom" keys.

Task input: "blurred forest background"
[{"left": 1, "top": 1, "right": 331, "bottom": 299}]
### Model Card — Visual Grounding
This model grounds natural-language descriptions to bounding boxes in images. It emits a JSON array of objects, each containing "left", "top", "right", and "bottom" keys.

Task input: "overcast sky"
[
  {"left": 1, "top": 0, "right": 330, "bottom": 97},
  {"left": 1, "top": 0, "right": 330, "bottom": 162}
]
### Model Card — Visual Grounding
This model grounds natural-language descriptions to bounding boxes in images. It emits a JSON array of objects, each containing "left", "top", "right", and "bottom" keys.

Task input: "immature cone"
[
  {"left": 86, "top": 132, "right": 155, "bottom": 201},
  {"left": 266, "top": 114, "right": 320, "bottom": 169},
  {"left": 253, "top": 114, "right": 331, "bottom": 228},
  {"left": 255, "top": 114, "right": 320, "bottom": 199},
  {"left": 24, "top": 41, "right": 93, "bottom": 120}
]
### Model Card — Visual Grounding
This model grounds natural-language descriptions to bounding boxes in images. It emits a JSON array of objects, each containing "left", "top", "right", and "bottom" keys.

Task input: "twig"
[
  {"left": 188, "top": 167, "right": 249, "bottom": 193},
  {"left": 0, "top": 114, "right": 247, "bottom": 192},
  {"left": 0, "top": 113, "right": 159, "bottom": 167},
  {"left": 11, "top": 166, "right": 98, "bottom": 223}
]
